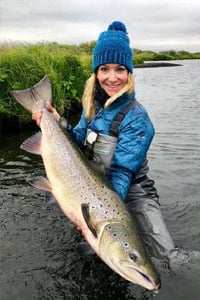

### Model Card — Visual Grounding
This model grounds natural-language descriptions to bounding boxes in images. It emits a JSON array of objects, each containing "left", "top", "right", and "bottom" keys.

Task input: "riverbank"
[{"left": 135, "top": 62, "right": 182, "bottom": 68}]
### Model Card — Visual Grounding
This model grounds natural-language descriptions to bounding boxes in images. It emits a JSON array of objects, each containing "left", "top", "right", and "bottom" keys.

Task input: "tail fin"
[{"left": 11, "top": 75, "right": 52, "bottom": 113}]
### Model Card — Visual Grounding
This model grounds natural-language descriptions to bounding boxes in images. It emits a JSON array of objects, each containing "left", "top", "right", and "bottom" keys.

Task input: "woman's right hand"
[{"left": 32, "top": 101, "right": 61, "bottom": 127}]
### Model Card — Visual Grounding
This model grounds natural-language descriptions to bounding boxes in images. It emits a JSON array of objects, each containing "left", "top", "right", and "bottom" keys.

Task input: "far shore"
[{"left": 135, "top": 62, "right": 182, "bottom": 68}]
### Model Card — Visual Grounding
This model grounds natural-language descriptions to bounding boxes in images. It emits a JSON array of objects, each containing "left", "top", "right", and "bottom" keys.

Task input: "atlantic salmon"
[{"left": 11, "top": 76, "right": 160, "bottom": 291}]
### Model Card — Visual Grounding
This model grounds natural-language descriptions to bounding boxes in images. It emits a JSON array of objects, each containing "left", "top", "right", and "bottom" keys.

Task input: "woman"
[{"left": 33, "top": 21, "right": 199, "bottom": 266}]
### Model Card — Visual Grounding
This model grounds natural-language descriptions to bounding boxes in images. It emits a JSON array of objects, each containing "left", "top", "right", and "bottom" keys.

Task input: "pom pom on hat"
[
  {"left": 107, "top": 21, "right": 127, "bottom": 32},
  {"left": 92, "top": 21, "right": 133, "bottom": 73}
]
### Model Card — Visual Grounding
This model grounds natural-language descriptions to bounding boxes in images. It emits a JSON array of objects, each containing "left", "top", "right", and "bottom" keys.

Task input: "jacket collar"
[{"left": 106, "top": 91, "right": 136, "bottom": 110}]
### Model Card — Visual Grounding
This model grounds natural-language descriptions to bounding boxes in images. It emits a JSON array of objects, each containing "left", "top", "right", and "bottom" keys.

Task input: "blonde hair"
[{"left": 82, "top": 72, "right": 135, "bottom": 121}]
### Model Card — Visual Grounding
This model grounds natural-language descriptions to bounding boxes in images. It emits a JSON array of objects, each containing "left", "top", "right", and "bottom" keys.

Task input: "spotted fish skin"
[{"left": 11, "top": 76, "right": 160, "bottom": 291}]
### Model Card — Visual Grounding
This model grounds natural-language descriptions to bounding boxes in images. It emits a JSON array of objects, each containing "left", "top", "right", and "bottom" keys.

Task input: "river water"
[{"left": 0, "top": 60, "right": 200, "bottom": 300}]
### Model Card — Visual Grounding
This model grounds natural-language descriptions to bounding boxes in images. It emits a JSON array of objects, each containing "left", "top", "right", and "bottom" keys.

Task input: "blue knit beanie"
[{"left": 92, "top": 21, "right": 133, "bottom": 73}]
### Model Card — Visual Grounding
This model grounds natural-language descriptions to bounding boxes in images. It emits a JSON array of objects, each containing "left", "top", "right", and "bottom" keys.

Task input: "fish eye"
[{"left": 129, "top": 251, "right": 138, "bottom": 262}]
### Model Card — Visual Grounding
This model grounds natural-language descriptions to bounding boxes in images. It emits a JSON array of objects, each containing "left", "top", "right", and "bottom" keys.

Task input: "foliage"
[
  {"left": 133, "top": 49, "right": 155, "bottom": 64},
  {"left": 78, "top": 41, "right": 97, "bottom": 55},
  {"left": 0, "top": 43, "right": 88, "bottom": 120},
  {"left": 0, "top": 41, "right": 200, "bottom": 122}
]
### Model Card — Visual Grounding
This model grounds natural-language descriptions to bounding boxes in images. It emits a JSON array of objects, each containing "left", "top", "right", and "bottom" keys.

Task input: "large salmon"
[{"left": 11, "top": 76, "right": 160, "bottom": 291}]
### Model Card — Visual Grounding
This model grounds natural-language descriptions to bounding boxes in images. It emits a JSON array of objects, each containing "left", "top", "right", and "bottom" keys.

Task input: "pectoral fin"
[{"left": 81, "top": 203, "right": 97, "bottom": 238}]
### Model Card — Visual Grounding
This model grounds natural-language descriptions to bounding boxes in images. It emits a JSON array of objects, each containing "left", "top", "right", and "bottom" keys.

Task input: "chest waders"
[{"left": 85, "top": 101, "right": 197, "bottom": 265}]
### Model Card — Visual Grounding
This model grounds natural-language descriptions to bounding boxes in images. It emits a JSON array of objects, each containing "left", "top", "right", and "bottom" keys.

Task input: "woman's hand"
[{"left": 32, "top": 101, "right": 61, "bottom": 127}]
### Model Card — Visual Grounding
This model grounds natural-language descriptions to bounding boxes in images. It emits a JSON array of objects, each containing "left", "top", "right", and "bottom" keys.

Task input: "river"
[{"left": 0, "top": 59, "right": 200, "bottom": 300}]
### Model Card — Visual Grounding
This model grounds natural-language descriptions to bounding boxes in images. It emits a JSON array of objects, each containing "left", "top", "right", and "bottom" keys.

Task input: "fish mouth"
[
  {"left": 132, "top": 266, "right": 160, "bottom": 290},
  {"left": 113, "top": 259, "right": 160, "bottom": 291}
]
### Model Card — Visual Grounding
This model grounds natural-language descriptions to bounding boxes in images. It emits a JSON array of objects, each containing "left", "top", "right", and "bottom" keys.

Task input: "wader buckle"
[{"left": 86, "top": 131, "right": 98, "bottom": 145}]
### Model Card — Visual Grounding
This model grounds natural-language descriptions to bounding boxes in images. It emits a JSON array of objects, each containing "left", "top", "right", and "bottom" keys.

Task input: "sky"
[{"left": 0, "top": 0, "right": 200, "bottom": 52}]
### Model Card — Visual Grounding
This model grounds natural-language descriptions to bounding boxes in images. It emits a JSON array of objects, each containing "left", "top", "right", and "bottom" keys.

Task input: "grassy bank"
[{"left": 0, "top": 41, "right": 200, "bottom": 123}]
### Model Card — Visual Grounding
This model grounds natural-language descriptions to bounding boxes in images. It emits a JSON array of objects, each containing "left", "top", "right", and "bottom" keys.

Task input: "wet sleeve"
[{"left": 108, "top": 109, "right": 155, "bottom": 200}]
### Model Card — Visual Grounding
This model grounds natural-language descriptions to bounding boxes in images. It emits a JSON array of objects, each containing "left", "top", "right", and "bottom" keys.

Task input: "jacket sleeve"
[
  {"left": 68, "top": 110, "right": 88, "bottom": 150},
  {"left": 108, "top": 107, "right": 155, "bottom": 200}
]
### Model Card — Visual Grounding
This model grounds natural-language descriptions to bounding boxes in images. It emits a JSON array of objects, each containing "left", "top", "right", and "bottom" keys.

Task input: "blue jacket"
[{"left": 69, "top": 92, "right": 155, "bottom": 200}]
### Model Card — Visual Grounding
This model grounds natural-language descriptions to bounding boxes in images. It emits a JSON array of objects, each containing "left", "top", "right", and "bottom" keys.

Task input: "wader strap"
[{"left": 109, "top": 100, "right": 140, "bottom": 137}]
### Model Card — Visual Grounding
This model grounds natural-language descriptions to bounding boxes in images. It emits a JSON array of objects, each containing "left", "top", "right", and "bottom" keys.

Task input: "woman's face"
[{"left": 96, "top": 64, "right": 129, "bottom": 97}]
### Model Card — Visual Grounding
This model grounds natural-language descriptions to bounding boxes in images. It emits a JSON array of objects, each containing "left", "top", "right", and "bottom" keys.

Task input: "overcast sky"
[{"left": 0, "top": 0, "right": 200, "bottom": 52}]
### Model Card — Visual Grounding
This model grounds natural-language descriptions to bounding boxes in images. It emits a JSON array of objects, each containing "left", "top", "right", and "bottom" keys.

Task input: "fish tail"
[{"left": 11, "top": 75, "right": 52, "bottom": 113}]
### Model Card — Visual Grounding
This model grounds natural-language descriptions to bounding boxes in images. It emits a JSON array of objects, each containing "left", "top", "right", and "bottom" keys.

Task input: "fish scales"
[{"left": 41, "top": 110, "right": 127, "bottom": 222}]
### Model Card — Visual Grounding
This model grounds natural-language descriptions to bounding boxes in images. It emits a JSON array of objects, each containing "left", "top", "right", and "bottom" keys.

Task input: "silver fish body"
[{"left": 11, "top": 76, "right": 160, "bottom": 291}]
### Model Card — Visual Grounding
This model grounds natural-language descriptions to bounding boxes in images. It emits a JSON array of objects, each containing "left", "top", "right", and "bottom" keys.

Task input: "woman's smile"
[{"left": 97, "top": 64, "right": 129, "bottom": 96}]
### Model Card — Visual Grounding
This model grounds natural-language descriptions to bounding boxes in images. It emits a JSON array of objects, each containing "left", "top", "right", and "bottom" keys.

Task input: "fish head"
[{"left": 98, "top": 222, "right": 160, "bottom": 291}]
